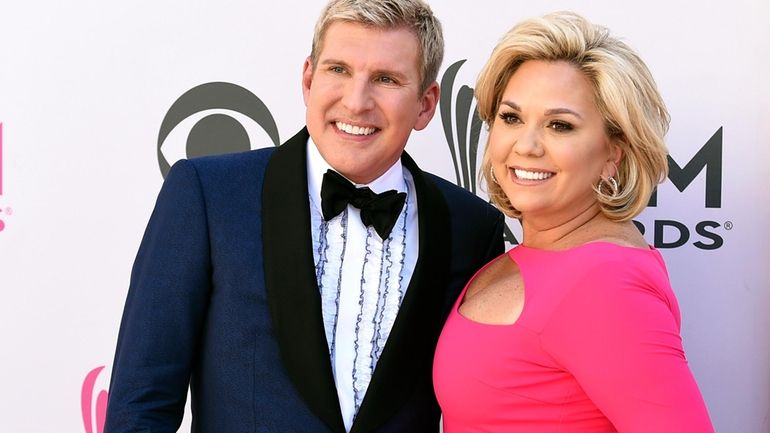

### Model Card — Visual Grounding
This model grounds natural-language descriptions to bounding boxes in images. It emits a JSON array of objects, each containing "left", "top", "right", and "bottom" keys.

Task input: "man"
[{"left": 105, "top": 1, "right": 503, "bottom": 432}]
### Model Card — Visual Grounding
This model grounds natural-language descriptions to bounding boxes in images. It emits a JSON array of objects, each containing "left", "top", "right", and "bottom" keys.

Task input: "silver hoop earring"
[
  {"left": 598, "top": 175, "right": 619, "bottom": 197},
  {"left": 490, "top": 167, "right": 498, "bottom": 184}
]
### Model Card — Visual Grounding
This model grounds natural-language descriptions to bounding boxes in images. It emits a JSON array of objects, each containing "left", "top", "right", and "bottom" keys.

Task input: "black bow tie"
[{"left": 320, "top": 170, "right": 406, "bottom": 240}]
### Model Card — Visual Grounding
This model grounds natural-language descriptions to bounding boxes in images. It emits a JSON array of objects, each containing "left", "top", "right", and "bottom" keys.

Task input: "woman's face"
[{"left": 487, "top": 60, "right": 620, "bottom": 224}]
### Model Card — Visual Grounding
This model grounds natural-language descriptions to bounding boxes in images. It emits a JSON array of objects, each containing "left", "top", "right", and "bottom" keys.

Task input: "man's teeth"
[
  {"left": 514, "top": 169, "right": 553, "bottom": 180},
  {"left": 336, "top": 122, "right": 376, "bottom": 136}
]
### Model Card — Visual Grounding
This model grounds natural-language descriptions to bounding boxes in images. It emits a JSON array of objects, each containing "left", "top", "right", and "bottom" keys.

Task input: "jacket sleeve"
[
  {"left": 105, "top": 159, "right": 212, "bottom": 433},
  {"left": 482, "top": 210, "right": 505, "bottom": 264}
]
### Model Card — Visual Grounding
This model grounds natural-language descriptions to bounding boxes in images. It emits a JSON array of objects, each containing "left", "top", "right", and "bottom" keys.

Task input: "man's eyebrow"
[{"left": 319, "top": 58, "right": 350, "bottom": 68}]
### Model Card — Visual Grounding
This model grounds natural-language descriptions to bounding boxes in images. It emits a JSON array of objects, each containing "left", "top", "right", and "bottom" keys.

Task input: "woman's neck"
[{"left": 520, "top": 204, "right": 610, "bottom": 251}]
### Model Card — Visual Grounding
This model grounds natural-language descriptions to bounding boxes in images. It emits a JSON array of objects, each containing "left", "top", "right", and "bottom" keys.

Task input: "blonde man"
[{"left": 105, "top": 1, "right": 503, "bottom": 432}]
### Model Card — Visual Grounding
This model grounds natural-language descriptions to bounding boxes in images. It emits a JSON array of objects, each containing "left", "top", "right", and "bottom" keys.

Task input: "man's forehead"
[
  {"left": 323, "top": 20, "right": 416, "bottom": 38},
  {"left": 317, "top": 22, "right": 421, "bottom": 71}
]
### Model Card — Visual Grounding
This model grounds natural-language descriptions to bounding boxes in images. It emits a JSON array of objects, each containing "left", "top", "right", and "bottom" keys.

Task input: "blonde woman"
[{"left": 433, "top": 12, "right": 714, "bottom": 432}]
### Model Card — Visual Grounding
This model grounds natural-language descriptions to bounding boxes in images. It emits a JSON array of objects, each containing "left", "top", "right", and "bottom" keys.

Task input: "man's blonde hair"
[{"left": 310, "top": 0, "right": 444, "bottom": 93}]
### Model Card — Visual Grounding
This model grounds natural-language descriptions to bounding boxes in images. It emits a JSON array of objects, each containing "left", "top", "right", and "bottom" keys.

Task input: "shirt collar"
[{"left": 307, "top": 136, "right": 406, "bottom": 210}]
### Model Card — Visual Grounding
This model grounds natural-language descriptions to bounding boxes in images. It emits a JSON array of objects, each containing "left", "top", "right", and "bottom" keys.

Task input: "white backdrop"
[{"left": 0, "top": 1, "right": 768, "bottom": 432}]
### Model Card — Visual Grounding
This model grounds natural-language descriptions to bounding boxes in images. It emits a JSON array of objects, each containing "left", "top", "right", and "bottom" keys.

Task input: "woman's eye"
[
  {"left": 498, "top": 112, "right": 521, "bottom": 125},
  {"left": 549, "top": 120, "right": 574, "bottom": 132}
]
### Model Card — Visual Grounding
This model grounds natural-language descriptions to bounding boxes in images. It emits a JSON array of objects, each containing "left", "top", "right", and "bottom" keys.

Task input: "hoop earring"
[
  {"left": 490, "top": 167, "right": 498, "bottom": 184},
  {"left": 597, "top": 175, "right": 619, "bottom": 197}
]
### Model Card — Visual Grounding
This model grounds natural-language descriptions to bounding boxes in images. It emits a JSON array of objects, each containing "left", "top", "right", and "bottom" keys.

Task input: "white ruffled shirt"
[{"left": 306, "top": 138, "right": 418, "bottom": 431}]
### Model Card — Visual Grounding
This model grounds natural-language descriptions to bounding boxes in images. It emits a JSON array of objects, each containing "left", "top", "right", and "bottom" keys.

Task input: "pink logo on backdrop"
[
  {"left": 82, "top": 366, "right": 108, "bottom": 433},
  {"left": 0, "top": 123, "right": 3, "bottom": 195}
]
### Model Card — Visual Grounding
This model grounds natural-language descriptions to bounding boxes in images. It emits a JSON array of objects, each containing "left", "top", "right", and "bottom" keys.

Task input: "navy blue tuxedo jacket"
[{"left": 105, "top": 129, "right": 504, "bottom": 433}]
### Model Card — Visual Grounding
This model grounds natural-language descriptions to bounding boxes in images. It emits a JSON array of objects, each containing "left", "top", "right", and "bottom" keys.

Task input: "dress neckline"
[
  {"left": 512, "top": 240, "right": 654, "bottom": 255},
  {"left": 454, "top": 241, "right": 657, "bottom": 328}
]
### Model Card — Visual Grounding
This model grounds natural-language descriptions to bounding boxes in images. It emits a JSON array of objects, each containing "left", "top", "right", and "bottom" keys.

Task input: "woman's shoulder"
[
  {"left": 527, "top": 221, "right": 663, "bottom": 275},
  {"left": 512, "top": 238, "right": 660, "bottom": 266},
  {"left": 568, "top": 242, "right": 676, "bottom": 311},
  {"left": 512, "top": 238, "right": 671, "bottom": 294}
]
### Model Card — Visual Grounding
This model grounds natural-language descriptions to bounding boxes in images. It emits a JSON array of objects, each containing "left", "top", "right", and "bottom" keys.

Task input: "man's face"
[{"left": 302, "top": 21, "right": 439, "bottom": 184}]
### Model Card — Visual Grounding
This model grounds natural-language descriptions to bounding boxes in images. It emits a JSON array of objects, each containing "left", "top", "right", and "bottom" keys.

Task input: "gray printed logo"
[
  {"left": 439, "top": 60, "right": 483, "bottom": 194},
  {"left": 157, "top": 82, "right": 281, "bottom": 178},
  {"left": 439, "top": 60, "right": 521, "bottom": 245}
]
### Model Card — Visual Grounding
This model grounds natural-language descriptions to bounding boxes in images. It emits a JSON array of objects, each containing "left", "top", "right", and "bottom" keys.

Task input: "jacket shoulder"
[
  {"left": 424, "top": 172, "right": 500, "bottom": 220},
  {"left": 170, "top": 147, "right": 277, "bottom": 188},
  {"left": 185, "top": 147, "right": 276, "bottom": 172}
]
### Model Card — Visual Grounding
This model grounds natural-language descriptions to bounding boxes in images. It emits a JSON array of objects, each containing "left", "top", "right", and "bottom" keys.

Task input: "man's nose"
[{"left": 341, "top": 77, "right": 375, "bottom": 114}]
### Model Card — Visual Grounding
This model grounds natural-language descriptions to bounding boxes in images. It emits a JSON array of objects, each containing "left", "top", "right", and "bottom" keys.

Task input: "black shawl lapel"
[
  {"left": 262, "top": 128, "right": 346, "bottom": 433},
  {"left": 350, "top": 152, "right": 452, "bottom": 433}
]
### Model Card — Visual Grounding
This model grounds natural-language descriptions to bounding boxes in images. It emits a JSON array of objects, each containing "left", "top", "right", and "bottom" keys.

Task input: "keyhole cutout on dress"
[{"left": 458, "top": 255, "right": 525, "bottom": 326}]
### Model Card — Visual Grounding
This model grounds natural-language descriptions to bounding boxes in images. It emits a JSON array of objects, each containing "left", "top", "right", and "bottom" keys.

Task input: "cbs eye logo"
[{"left": 157, "top": 82, "right": 281, "bottom": 178}]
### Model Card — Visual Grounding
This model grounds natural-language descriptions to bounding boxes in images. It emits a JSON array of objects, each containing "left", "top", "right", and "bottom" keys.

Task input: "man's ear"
[
  {"left": 413, "top": 81, "right": 440, "bottom": 131},
  {"left": 301, "top": 57, "right": 314, "bottom": 106}
]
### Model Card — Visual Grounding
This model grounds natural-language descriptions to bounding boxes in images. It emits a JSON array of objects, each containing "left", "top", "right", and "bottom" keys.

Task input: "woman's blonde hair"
[{"left": 476, "top": 11, "right": 669, "bottom": 221}]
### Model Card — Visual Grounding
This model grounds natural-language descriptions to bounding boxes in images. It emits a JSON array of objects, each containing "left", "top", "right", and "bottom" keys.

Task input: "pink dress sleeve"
[{"left": 539, "top": 252, "right": 714, "bottom": 433}]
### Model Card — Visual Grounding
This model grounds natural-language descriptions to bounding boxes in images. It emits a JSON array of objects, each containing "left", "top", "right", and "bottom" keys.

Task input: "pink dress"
[{"left": 433, "top": 243, "right": 714, "bottom": 432}]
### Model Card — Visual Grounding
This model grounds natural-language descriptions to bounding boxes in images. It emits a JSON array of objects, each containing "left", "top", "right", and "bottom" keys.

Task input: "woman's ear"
[{"left": 604, "top": 140, "right": 624, "bottom": 178}]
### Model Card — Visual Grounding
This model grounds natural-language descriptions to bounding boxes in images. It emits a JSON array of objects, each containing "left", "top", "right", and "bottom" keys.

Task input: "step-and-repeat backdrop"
[{"left": 1, "top": 1, "right": 768, "bottom": 432}]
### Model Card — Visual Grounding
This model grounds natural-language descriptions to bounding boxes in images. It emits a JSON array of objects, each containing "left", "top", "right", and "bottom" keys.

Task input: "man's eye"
[
  {"left": 549, "top": 120, "right": 574, "bottom": 132},
  {"left": 498, "top": 112, "right": 521, "bottom": 125},
  {"left": 330, "top": 66, "right": 346, "bottom": 74},
  {"left": 377, "top": 76, "right": 396, "bottom": 84}
]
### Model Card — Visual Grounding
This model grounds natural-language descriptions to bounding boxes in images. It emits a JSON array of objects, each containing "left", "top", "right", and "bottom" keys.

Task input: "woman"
[{"left": 433, "top": 12, "right": 714, "bottom": 432}]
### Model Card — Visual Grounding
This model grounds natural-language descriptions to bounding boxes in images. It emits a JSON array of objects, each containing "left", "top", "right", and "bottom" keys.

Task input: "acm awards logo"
[
  {"left": 439, "top": 60, "right": 728, "bottom": 250},
  {"left": 638, "top": 128, "right": 726, "bottom": 250}
]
